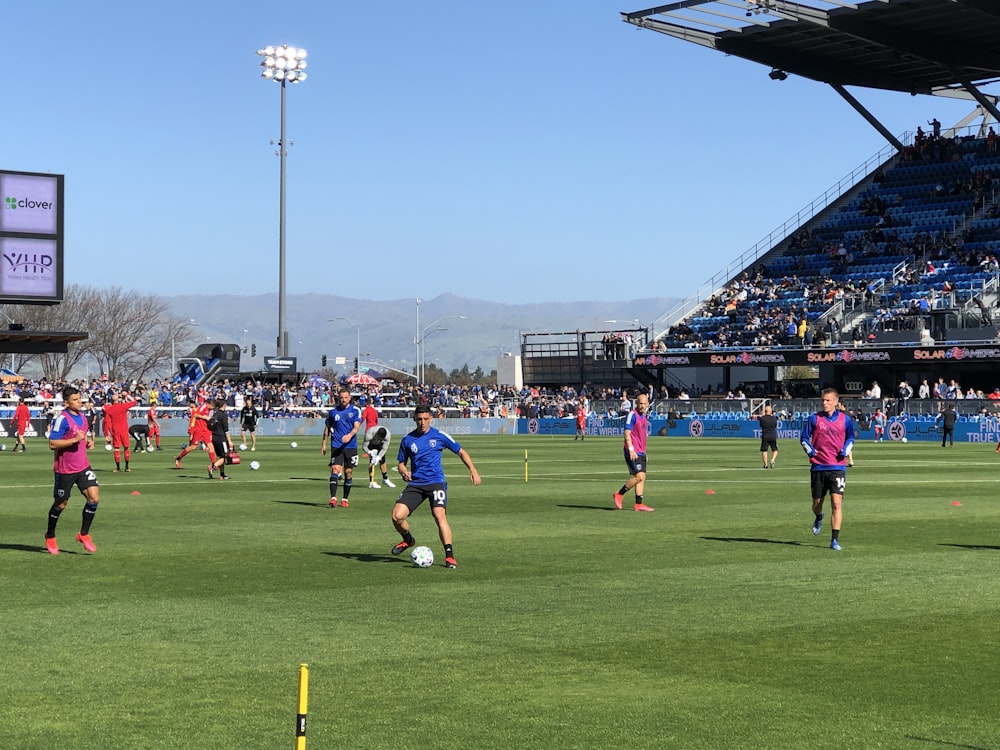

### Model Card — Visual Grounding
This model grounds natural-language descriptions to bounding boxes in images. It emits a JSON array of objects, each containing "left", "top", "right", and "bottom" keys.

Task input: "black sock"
[
  {"left": 329, "top": 477, "right": 339, "bottom": 498},
  {"left": 636, "top": 495, "right": 643, "bottom": 504},
  {"left": 81, "top": 502, "right": 98, "bottom": 535},
  {"left": 46, "top": 504, "right": 64, "bottom": 537},
  {"left": 444, "top": 544, "right": 454, "bottom": 559},
  {"left": 343, "top": 480, "right": 353, "bottom": 499},
  {"left": 618, "top": 485, "right": 630, "bottom": 496},
  {"left": 403, "top": 532, "right": 415, "bottom": 546},
  {"left": 832, "top": 529, "right": 840, "bottom": 541}
]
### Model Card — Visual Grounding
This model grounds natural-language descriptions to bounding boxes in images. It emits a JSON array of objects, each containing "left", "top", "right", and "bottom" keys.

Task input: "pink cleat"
[
  {"left": 613, "top": 493, "right": 623, "bottom": 510},
  {"left": 76, "top": 533, "right": 97, "bottom": 552},
  {"left": 45, "top": 537, "right": 59, "bottom": 555},
  {"left": 634, "top": 503, "right": 655, "bottom": 512},
  {"left": 340, "top": 499, "right": 349, "bottom": 508}
]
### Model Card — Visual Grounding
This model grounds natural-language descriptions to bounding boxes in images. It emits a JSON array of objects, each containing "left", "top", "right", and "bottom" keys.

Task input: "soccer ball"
[
  {"left": 0, "top": 444, "right": 6, "bottom": 451},
  {"left": 147, "top": 445, "right": 155, "bottom": 453},
  {"left": 290, "top": 441, "right": 298, "bottom": 448},
  {"left": 104, "top": 444, "right": 113, "bottom": 451},
  {"left": 250, "top": 460, "right": 260, "bottom": 471},
  {"left": 901, "top": 437, "right": 908, "bottom": 443},
  {"left": 239, "top": 443, "right": 247, "bottom": 451},
  {"left": 410, "top": 546, "right": 434, "bottom": 568}
]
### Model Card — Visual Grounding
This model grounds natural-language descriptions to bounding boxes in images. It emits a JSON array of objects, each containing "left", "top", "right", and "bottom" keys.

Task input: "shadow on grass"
[
  {"left": 939, "top": 543, "right": 1000, "bottom": 551},
  {"left": 0, "top": 543, "right": 82, "bottom": 555},
  {"left": 272, "top": 500, "right": 332, "bottom": 509},
  {"left": 322, "top": 551, "right": 405, "bottom": 564},
  {"left": 556, "top": 504, "right": 618, "bottom": 511},
  {"left": 905, "top": 735, "right": 990, "bottom": 749},
  {"left": 701, "top": 536, "right": 803, "bottom": 546}
]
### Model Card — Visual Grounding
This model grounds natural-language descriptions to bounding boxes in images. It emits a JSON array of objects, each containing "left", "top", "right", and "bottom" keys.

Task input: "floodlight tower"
[{"left": 256, "top": 43, "right": 308, "bottom": 357}]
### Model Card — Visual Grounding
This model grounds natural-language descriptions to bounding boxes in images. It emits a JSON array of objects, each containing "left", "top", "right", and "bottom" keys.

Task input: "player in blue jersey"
[
  {"left": 321, "top": 387, "right": 363, "bottom": 508},
  {"left": 390, "top": 404, "right": 481, "bottom": 569},
  {"left": 800, "top": 388, "right": 856, "bottom": 551}
]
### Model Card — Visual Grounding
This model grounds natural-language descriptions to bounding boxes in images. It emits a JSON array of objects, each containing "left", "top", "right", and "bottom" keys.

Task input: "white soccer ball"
[
  {"left": 250, "top": 460, "right": 261, "bottom": 471},
  {"left": 104, "top": 443, "right": 113, "bottom": 451},
  {"left": 239, "top": 443, "right": 247, "bottom": 451},
  {"left": 147, "top": 445, "right": 155, "bottom": 452},
  {"left": 410, "top": 546, "right": 434, "bottom": 568},
  {"left": 290, "top": 441, "right": 298, "bottom": 448},
  {"left": 0, "top": 444, "right": 6, "bottom": 451},
  {"left": 901, "top": 437, "right": 908, "bottom": 443}
]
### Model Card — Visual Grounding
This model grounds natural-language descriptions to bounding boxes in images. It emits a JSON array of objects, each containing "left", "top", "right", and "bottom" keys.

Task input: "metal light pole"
[
  {"left": 257, "top": 44, "right": 308, "bottom": 357},
  {"left": 417, "top": 315, "right": 467, "bottom": 384},
  {"left": 414, "top": 298, "right": 421, "bottom": 382},
  {"left": 329, "top": 318, "right": 360, "bottom": 374}
]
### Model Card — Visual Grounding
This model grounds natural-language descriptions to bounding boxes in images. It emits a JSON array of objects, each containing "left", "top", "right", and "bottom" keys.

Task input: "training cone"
[
  {"left": 705, "top": 489, "right": 715, "bottom": 495},
  {"left": 130, "top": 490, "right": 141, "bottom": 495},
  {"left": 951, "top": 501, "right": 961, "bottom": 506}
]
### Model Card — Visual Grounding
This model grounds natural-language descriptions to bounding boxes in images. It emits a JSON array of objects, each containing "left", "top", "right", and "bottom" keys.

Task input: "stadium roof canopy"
[{"left": 622, "top": 0, "right": 1000, "bottom": 148}]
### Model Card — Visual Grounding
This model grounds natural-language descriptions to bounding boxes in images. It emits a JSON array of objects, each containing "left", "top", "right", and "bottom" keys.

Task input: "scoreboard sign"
[{"left": 0, "top": 169, "right": 64, "bottom": 303}]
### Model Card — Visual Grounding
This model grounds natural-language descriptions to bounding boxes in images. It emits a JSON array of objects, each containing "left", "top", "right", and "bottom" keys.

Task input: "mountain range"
[{"left": 164, "top": 293, "right": 679, "bottom": 377}]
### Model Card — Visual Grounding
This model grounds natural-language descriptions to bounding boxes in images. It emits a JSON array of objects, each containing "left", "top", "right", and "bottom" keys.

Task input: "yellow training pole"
[
  {"left": 524, "top": 449, "right": 528, "bottom": 482},
  {"left": 295, "top": 663, "right": 308, "bottom": 750}
]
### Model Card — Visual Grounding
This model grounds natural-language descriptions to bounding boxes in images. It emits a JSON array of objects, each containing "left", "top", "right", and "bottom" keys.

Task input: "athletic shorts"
[
  {"left": 148, "top": 426, "right": 160, "bottom": 436},
  {"left": 760, "top": 438, "right": 778, "bottom": 451},
  {"left": 623, "top": 449, "right": 647, "bottom": 476},
  {"left": 53, "top": 468, "right": 99, "bottom": 502},
  {"left": 241, "top": 423, "right": 256, "bottom": 433},
  {"left": 190, "top": 428, "right": 211, "bottom": 445},
  {"left": 110, "top": 431, "right": 130, "bottom": 449},
  {"left": 396, "top": 482, "right": 448, "bottom": 513},
  {"left": 328, "top": 446, "right": 358, "bottom": 469},
  {"left": 811, "top": 469, "right": 846, "bottom": 500},
  {"left": 211, "top": 437, "right": 229, "bottom": 458}
]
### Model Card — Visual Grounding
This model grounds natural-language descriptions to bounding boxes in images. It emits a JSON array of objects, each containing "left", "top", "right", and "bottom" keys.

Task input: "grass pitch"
[{"left": 1, "top": 435, "right": 998, "bottom": 749}]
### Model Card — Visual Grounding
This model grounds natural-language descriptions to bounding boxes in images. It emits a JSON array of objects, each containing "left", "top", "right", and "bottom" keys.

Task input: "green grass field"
[{"left": 2, "top": 434, "right": 998, "bottom": 749}]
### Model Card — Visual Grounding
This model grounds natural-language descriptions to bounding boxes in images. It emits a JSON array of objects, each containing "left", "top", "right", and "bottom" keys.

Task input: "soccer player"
[
  {"left": 147, "top": 404, "right": 162, "bottom": 450},
  {"left": 45, "top": 386, "right": 100, "bottom": 555},
  {"left": 175, "top": 398, "right": 215, "bottom": 470},
  {"left": 800, "top": 387, "right": 856, "bottom": 551},
  {"left": 13, "top": 396, "right": 31, "bottom": 452},
  {"left": 104, "top": 390, "right": 139, "bottom": 472},
  {"left": 612, "top": 393, "right": 655, "bottom": 511},
  {"left": 239, "top": 397, "right": 259, "bottom": 451},
  {"left": 362, "top": 424, "right": 395, "bottom": 489},
  {"left": 758, "top": 403, "right": 779, "bottom": 468},
  {"left": 872, "top": 408, "right": 886, "bottom": 442},
  {"left": 390, "top": 404, "right": 481, "bottom": 569},
  {"left": 574, "top": 399, "right": 588, "bottom": 441},
  {"left": 321, "top": 387, "right": 362, "bottom": 508}
]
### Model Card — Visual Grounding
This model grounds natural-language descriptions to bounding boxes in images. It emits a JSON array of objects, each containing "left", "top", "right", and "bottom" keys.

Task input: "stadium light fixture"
[
  {"left": 418, "top": 315, "right": 467, "bottom": 384},
  {"left": 256, "top": 43, "right": 308, "bottom": 358},
  {"left": 768, "top": 68, "right": 788, "bottom": 81}
]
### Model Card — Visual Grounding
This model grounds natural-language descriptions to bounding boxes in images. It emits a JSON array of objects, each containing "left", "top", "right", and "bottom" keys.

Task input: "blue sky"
[{"left": 5, "top": 1, "right": 993, "bottom": 305}]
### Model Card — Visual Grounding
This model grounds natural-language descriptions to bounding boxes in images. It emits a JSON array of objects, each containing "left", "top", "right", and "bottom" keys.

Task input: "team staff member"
[
  {"left": 207, "top": 399, "right": 234, "bottom": 480},
  {"left": 45, "top": 386, "right": 100, "bottom": 555},
  {"left": 240, "top": 397, "right": 259, "bottom": 451},
  {"left": 800, "top": 387, "right": 856, "bottom": 551},
  {"left": 759, "top": 404, "right": 779, "bottom": 469},
  {"left": 390, "top": 404, "right": 481, "bottom": 569},
  {"left": 129, "top": 423, "right": 151, "bottom": 452},
  {"left": 612, "top": 393, "right": 655, "bottom": 512},
  {"left": 321, "top": 387, "right": 362, "bottom": 508}
]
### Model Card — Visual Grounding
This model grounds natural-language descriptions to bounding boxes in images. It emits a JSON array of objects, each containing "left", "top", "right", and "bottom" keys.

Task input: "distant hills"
[{"left": 164, "top": 293, "right": 679, "bottom": 376}]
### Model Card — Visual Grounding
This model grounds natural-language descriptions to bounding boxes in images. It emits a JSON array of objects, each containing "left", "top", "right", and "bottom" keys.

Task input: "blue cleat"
[
  {"left": 830, "top": 539, "right": 841, "bottom": 551},
  {"left": 812, "top": 513, "right": 824, "bottom": 536}
]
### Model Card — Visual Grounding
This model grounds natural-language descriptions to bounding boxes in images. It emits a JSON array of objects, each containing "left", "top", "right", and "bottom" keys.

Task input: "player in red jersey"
[
  {"left": 103, "top": 391, "right": 139, "bottom": 472},
  {"left": 147, "top": 405, "right": 161, "bottom": 450},
  {"left": 13, "top": 396, "right": 31, "bottom": 452},
  {"left": 174, "top": 399, "right": 216, "bottom": 469}
]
